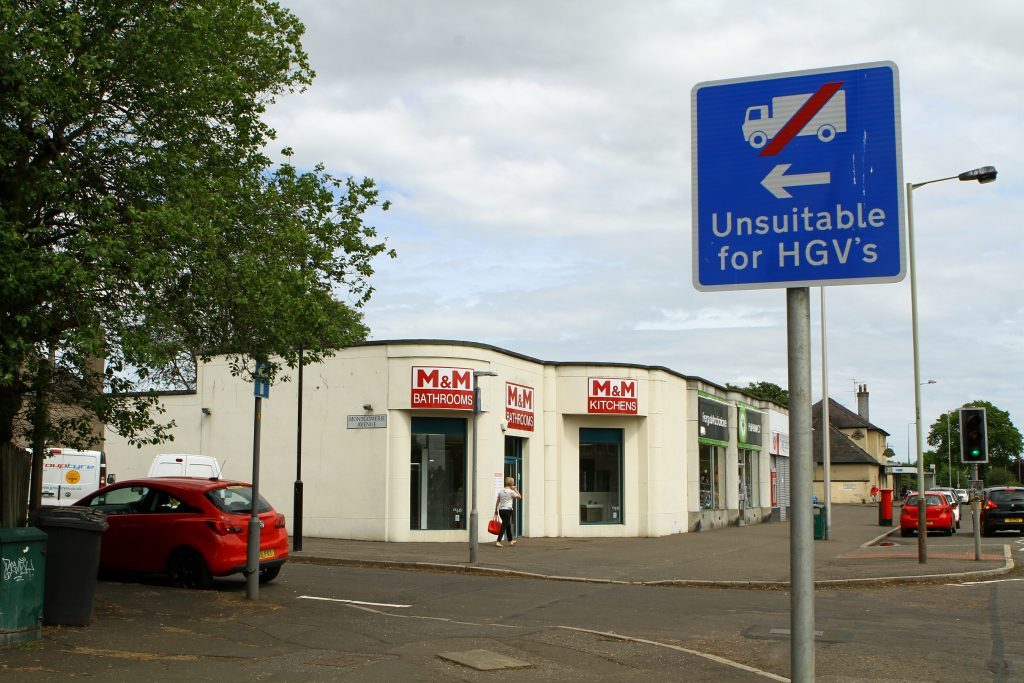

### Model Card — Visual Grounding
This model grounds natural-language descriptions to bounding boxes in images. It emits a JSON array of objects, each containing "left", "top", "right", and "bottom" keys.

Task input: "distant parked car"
[
  {"left": 930, "top": 490, "right": 960, "bottom": 531},
  {"left": 899, "top": 492, "right": 955, "bottom": 537},
  {"left": 981, "top": 486, "right": 1024, "bottom": 536},
  {"left": 954, "top": 488, "right": 969, "bottom": 504},
  {"left": 76, "top": 477, "right": 288, "bottom": 589}
]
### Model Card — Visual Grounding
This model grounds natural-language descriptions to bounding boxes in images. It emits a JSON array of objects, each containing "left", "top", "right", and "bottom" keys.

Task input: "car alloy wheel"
[
  {"left": 168, "top": 548, "right": 214, "bottom": 590},
  {"left": 259, "top": 565, "right": 281, "bottom": 584}
]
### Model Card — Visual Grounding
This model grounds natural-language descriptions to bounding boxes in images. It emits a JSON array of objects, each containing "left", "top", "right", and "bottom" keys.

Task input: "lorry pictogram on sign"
[
  {"left": 743, "top": 83, "right": 847, "bottom": 153},
  {"left": 691, "top": 61, "right": 904, "bottom": 291}
]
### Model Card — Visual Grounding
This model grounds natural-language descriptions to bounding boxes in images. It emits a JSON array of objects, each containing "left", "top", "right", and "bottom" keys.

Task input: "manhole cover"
[{"left": 437, "top": 649, "right": 531, "bottom": 671}]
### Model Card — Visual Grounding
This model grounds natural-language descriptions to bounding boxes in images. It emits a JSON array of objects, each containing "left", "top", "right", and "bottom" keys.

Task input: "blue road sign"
[
  {"left": 692, "top": 62, "right": 904, "bottom": 291},
  {"left": 254, "top": 360, "right": 270, "bottom": 399}
]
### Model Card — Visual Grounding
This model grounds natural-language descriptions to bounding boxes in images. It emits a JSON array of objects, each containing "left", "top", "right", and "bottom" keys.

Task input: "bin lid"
[
  {"left": 0, "top": 526, "right": 48, "bottom": 542},
  {"left": 28, "top": 505, "right": 109, "bottom": 532}
]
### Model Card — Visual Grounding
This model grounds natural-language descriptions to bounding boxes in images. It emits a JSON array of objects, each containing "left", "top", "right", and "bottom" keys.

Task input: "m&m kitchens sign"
[{"left": 587, "top": 377, "right": 638, "bottom": 415}]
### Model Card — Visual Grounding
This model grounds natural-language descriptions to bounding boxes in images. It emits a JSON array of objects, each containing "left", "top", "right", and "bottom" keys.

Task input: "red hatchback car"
[
  {"left": 76, "top": 477, "right": 288, "bottom": 589},
  {"left": 899, "top": 492, "right": 955, "bottom": 537}
]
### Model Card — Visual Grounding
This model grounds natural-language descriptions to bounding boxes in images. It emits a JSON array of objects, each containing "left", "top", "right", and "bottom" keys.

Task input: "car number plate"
[
  {"left": 1004, "top": 517, "right": 1023, "bottom": 523},
  {"left": 259, "top": 548, "right": 276, "bottom": 560}
]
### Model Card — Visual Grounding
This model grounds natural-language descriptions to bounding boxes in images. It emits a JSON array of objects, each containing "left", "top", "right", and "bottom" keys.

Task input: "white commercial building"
[{"left": 104, "top": 340, "right": 790, "bottom": 542}]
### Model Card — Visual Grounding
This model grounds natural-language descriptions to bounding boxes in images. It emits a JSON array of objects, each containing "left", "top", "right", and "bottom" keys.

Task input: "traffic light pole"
[{"left": 972, "top": 464, "right": 981, "bottom": 561}]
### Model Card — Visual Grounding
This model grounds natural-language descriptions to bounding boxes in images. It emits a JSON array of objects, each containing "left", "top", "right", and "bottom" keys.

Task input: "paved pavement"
[
  {"left": 291, "top": 503, "right": 1015, "bottom": 586},
  {"left": 3, "top": 504, "right": 1018, "bottom": 681}
]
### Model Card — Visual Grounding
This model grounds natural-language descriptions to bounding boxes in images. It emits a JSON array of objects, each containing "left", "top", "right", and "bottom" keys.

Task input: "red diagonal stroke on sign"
[{"left": 759, "top": 81, "right": 844, "bottom": 157}]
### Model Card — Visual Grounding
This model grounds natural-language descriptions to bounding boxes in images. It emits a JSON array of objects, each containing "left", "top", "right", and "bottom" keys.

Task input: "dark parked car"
[
  {"left": 76, "top": 477, "right": 288, "bottom": 588},
  {"left": 981, "top": 486, "right": 1024, "bottom": 536}
]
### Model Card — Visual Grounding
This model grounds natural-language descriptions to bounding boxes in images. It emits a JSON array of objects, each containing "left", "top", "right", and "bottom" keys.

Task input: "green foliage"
[
  {"left": 0, "top": 2, "right": 394, "bottom": 454},
  {"left": 982, "top": 467, "right": 1018, "bottom": 487},
  {"left": 728, "top": 381, "right": 788, "bottom": 406},
  {"left": 926, "top": 401, "right": 1023, "bottom": 480}
]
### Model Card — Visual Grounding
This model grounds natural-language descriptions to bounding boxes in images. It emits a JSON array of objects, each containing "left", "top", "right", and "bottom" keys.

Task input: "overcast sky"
[{"left": 268, "top": 1, "right": 1024, "bottom": 462}]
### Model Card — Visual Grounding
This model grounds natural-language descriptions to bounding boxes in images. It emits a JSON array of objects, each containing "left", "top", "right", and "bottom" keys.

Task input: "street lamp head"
[{"left": 958, "top": 166, "right": 997, "bottom": 184}]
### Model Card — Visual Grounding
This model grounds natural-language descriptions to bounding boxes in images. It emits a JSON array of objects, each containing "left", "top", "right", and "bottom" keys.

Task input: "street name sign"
[{"left": 692, "top": 62, "right": 905, "bottom": 290}]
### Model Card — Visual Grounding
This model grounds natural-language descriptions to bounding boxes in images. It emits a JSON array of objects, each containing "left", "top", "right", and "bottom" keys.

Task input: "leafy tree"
[
  {"left": 728, "top": 381, "right": 788, "bottom": 406},
  {"left": 926, "top": 401, "right": 1023, "bottom": 482},
  {"left": 0, "top": 1, "right": 394, "bottom": 518}
]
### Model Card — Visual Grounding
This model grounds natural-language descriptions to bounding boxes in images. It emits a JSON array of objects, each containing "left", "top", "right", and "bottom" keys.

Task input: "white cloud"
[{"left": 272, "top": 0, "right": 1024, "bottom": 455}]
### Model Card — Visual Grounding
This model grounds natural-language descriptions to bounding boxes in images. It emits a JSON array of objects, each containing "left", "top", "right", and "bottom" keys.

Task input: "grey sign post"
[
  {"left": 692, "top": 63, "right": 904, "bottom": 683},
  {"left": 247, "top": 360, "right": 270, "bottom": 600},
  {"left": 469, "top": 370, "right": 497, "bottom": 564}
]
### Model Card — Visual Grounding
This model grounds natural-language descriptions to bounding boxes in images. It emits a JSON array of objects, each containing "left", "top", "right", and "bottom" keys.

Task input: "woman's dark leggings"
[{"left": 498, "top": 508, "right": 514, "bottom": 542}]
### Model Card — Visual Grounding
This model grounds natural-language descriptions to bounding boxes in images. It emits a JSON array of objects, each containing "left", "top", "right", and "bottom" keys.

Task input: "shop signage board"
[
  {"left": 770, "top": 431, "right": 790, "bottom": 457},
  {"left": 692, "top": 61, "right": 904, "bottom": 290},
  {"left": 347, "top": 414, "right": 387, "bottom": 429},
  {"left": 698, "top": 395, "right": 730, "bottom": 443},
  {"left": 505, "top": 382, "right": 535, "bottom": 431},
  {"left": 587, "top": 378, "right": 637, "bottom": 415},
  {"left": 411, "top": 366, "right": 474, "bottom": 410},
  {"left": 738, "top": 405, "right": 764, "bottom": 448}
]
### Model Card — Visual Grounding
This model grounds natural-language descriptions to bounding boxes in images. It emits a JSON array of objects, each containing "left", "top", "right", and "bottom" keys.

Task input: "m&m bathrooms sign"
[
  {"left": 411, "top": 366, "right": 474, "bottom": 410},
  {"left": 587, "top": 377, "right": 638, "bottom": 415},
  {"left": 505, "top": 382, "right": 535, "bottom": 431}
]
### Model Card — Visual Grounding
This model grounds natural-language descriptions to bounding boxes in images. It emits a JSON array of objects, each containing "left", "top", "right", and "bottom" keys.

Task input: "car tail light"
[
  {"left": 274, "top": 514, "right": 286, "bottom": 529},
  {"left": 207, "top": 518, "right": 244, "bottom": 535},
  {"left": 985, "top": 500, "right": 998, "bottom": 510}
]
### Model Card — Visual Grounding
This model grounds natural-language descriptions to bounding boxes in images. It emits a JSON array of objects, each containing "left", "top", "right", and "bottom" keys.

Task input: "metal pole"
[
  {"left": 788, "top": 287, "right": 814, "bottom": 682},
  {"left": 293, "top": 345, "right": 304, "bottom": 552},
  {"left": 907, "top": 181, "right": 928, "bottom": 564},
  {"left": 820, "top": 287, "right": 831, "bottom": 540},
  {"left": 972, "top": 464, "right": 981, "bottom": 561},
  {"left": 468, "top": 370, "right": 497, "bottom": 564},
  {"left": 469, "top": 381, "right": 481, "bottom": 564},
  {"left": 247, "top": 394, "right": 263, "bottom": 600},
  {"left": 947, "top": 410, "right": 952, "bottom": 489}
]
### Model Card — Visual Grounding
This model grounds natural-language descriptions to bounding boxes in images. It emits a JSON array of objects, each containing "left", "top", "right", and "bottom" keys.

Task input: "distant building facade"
[{"left": 812, "top": 385, "right": 891, "bottom": 503}]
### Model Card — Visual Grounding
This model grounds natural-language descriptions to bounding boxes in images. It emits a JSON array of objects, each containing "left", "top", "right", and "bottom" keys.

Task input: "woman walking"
[{"left": 493, "top": 477, "right": 522, "bottom": 547}]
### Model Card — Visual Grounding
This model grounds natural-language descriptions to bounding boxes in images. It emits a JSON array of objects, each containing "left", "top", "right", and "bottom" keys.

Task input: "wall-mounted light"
[
  {"left": 201, "top": 407, "right": 212, "bottom": 416},
  {"left": 362, "top": 403, "right": 373, "bottom": 411}
]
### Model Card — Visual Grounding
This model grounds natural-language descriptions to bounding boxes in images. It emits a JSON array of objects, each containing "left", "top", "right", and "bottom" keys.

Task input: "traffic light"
[{"left": 959, "top": 407, "right": 989, "bottom": 464}]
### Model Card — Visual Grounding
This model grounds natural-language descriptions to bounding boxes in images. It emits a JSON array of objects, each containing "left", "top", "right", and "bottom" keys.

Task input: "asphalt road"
[{"left": 4, "top": 533, "right": 1023, "bottom": 682}]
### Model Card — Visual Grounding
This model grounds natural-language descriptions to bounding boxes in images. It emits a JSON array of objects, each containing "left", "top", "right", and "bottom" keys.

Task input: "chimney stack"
[{"left": 857, "top": 384, "right": 869, "bottom": 422}]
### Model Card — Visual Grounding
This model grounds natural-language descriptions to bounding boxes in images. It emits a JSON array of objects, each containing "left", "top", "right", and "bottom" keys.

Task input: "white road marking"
[
  {"left": 947, "top": 578, "right": 1024, "bottom": 586},
  {"left": 560, "top": 626, "right": 790, "bottom": 682},
  {"left": 297, "top": 596, "right": 789, "bottom": 677},
  {"left": 298, "top": 595, "right": 411, "bottom": 608}
]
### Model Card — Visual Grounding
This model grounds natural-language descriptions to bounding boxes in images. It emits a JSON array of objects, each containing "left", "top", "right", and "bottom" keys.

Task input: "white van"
[
  {"left": 41, "top": 448, "right": 110, "bottom": 506},
  {"left": 148, "top": 453, "right": 222, "bottom": 479}
]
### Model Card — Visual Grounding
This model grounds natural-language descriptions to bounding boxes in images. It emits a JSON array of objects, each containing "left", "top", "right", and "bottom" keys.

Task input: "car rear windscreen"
[
  {"left": 990, "top": 490, "right": 1024, "bottom": 504},
  {"left": 206, "top": 486, "right": 272, "bottom": 514}
]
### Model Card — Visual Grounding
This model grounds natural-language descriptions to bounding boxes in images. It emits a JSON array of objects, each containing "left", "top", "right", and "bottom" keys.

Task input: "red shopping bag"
[{"left": 487, "top": 518, "right": 501, "bottom": 535}]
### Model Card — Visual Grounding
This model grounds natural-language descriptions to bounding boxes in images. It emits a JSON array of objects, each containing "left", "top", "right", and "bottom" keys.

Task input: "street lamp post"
[
  {"left": 947, "top": 409, "right": 955, "bottom": 489},
  {"left": 907, "top": 165, "right": 997, "bottom": 564},
  {"left": 469, "top": 370, "right": 498, "bottom": 564}
]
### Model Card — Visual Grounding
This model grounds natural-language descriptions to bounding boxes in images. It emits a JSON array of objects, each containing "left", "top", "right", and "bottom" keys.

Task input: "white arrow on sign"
[{"left": 762, "top": 163, "right": 831, "bottom": 199}]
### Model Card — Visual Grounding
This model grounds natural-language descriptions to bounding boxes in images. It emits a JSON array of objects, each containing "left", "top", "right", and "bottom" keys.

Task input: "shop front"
[{"left": 102, "top": 340, "right": 785, "bottom": 542}]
